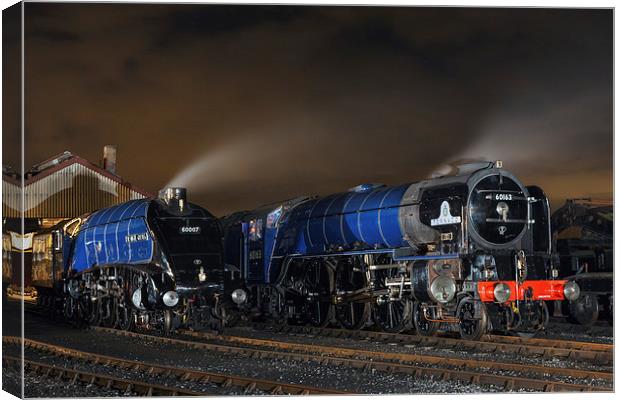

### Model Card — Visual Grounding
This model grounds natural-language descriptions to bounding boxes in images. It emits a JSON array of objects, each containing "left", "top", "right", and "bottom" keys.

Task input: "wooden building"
[{"left": 2, "top": 146, "right": 152, "bottom": 289}]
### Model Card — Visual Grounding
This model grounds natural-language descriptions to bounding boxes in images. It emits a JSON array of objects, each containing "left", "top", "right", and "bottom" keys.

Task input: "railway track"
[
  {"left": 177, "top": 328, "right": 613, "bottom": 378},
  {"left": 90, "top": 326, "right": 611, "bottom": 392},
  {"left": 248, "top": 323, "right": 613, "bottom": 365},
  {"left": 3, "top": 355, "right": 206, "bottom": 396},
  {"left": 3, "top": 336, "right": 344, "bottom": 395}
]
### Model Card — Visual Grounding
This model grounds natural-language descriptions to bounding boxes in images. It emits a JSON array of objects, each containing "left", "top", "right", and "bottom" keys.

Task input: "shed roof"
[{"left": 20, "top": 152, "right": 151, "bottom": 196}]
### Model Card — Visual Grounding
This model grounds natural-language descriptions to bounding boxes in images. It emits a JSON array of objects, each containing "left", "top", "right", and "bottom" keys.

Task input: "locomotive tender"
[
  {"left": 222, "top": 161, "right": 580, "bottom": 339},
  {"left": 32, "top": 188, "right": 225, "bottom": 333},
  {"left": 552, "top": 199, "right": 613, "bottom": 325}
]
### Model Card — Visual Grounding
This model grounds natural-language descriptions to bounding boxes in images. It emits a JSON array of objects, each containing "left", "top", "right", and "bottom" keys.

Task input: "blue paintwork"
[
  {"left": 274, "top": 184, "right": 410, "bottom": 257},
  {"left": 71, "top": 199, "right": 154, "bottom": 272},
  {"left": 251, "top": 183, "right": 413, "bottom": 283},
  {"left": 222, "top": 181, "right": 455, "bottom": 283}
]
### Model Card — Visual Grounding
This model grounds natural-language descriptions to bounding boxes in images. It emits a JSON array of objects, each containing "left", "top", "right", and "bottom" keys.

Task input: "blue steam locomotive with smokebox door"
[
  {"left": 222, "top": 161, "right": 579, "bottom": 339},
  {"left": 32, "top": 188, "right": 225, "bottom": 333}
]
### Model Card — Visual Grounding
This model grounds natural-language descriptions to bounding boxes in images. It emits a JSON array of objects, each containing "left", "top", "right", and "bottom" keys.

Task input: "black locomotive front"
[{"left": 148, "top": 188, "right": 226, "bottom": 329}]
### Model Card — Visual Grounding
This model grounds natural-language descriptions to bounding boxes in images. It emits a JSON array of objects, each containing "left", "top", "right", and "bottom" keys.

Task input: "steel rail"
[
  {"left": 486, "top": 334, "right": 613, "bottom": 351},
  {"left": 3, "top": 336, "right": 343, "bottom": 395},
  {"left": 3, "top": 355, "right": 205, "bottom": 396},
  {"left": 252, "top": 323, "right": 613, "bottom": 365},
  {"left": 89, "top": 327, "right": 610, "bottom": 392},
  {"left": 177, "top": 329, "right": 612, "bottom": 381}
]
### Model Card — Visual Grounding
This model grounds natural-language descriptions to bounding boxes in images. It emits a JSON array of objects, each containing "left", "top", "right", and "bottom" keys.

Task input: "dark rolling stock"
[
  {"left": 552, "top": 199, "right": 613, "bottom": 325},
  {"left": 221, "top": 161, "right": 578, "bottom": 339}
]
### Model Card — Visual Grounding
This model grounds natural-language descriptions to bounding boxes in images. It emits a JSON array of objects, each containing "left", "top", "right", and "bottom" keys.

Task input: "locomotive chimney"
[
  {"left": 103, "top": 145, "right": 117, "bottom": 174},
  {"left": 158, "top": 187, "right": 187, "bottom": 213}
]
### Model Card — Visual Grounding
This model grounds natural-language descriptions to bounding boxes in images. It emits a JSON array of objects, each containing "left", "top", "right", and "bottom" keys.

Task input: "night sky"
[{"left": 3, "top": 4, "right": 613, "bottom": 216}]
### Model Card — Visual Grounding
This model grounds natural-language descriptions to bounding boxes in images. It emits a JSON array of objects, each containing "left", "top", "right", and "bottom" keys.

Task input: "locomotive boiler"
[
  {"left": 32, "top": 188, "right": 225, "bottom": 333},
  {"left": 222, "top": 161, "right": 579, "bottom": 339}
]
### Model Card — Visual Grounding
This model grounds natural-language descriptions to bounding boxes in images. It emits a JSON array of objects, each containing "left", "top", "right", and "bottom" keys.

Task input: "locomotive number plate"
[
  {"left": 179, "top": 226, "right": 201, "bottom": 234},
  {"left": 495, "top": 193, "right": 513, "bottom": 201}
]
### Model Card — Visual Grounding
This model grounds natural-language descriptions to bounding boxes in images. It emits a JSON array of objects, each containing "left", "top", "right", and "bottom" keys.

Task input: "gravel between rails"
[
  {"left": 10, "top": 312, "right": 513, "bottom": 394},
  {"left": 3, "top": 345, "right": 270, "bottom": 396},
  {"left": 2, "top": 359, "right": 133, "bottom": 398},
  {"left": 2, "top": 339, "right": 506, "bottom": 395},
  {"left": 9, "top": 304, "right": 612, "bottom": 395},
  {"left": 219, "top": 325, "right": 613, "bottom": 374},
  {"left": 538, "top": 323, "right": 613, "bottom": 345}
]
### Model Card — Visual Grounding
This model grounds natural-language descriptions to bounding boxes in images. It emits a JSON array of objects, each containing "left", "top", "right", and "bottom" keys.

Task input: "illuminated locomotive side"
[
  {"left": 222, "top": 161, "right": 579, "bottom": 339},
  {"left": 32, "top": 188, "right": 225, "bottom": 333}
]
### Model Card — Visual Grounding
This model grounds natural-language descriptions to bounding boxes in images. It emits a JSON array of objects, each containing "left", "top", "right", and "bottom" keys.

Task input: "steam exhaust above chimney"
[
  {"left": 103, "top": 145, "right": 117, "bottom": 174},
  {"left": 159, "top": 187, "right": 187, "bottom": 213}
]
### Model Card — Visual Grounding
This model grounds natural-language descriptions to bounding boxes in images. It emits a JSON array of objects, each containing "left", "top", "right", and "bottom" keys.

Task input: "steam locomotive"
[
  {"left": 31, "top": 188, "right": 225, "bottom": 333},
  {"left": 222, "top": 161, "right": 580, "bottom": 339}
]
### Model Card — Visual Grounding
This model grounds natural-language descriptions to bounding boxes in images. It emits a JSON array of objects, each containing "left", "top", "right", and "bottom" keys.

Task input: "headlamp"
[
  {"left": 493, "top": 282, "right": 511, "bottom": 303},
  {"left": 563, "top": 281, "right": 581, "bottom": 302}
]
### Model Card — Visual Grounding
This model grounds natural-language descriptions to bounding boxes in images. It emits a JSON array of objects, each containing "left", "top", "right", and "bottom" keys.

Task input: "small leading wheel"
[
  {"left": 304, "top": 261, "right": 334, "bottom": 328},
  {"left": 163, "top": 309, "right": 174, "bottom": 335},
  {"left": 570, "top": 293, "right": 599, "bottom": 325},
  {"left": 413, "top": 302, "right": 439, "bottom": 336},
  {"left": 457, "top": 297, "right": 489, "bottom": 340}
]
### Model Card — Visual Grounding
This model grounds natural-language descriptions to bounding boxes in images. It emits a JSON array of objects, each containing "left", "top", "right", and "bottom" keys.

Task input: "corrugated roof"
[
  {"left": 2, "top": 152, "right": 154, "bottom": 219},
  {"left": 2, "top": 152, "right": 152, "bottom": 197}
]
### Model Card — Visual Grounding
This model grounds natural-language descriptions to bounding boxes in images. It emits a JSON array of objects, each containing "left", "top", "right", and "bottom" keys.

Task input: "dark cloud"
[
  {"left": 9, "top": 4, "right": 613, "bottom": 215},
  {"left": 28, "top": 28, "right": 81, "bottom": 42},
  {"left": 2, "top": 2, "right": 21, "bottom": 171}
]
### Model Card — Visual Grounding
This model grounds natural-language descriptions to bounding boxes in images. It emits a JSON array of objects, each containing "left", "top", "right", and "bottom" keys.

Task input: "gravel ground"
[
  {"left": 3, "top": 344, "right": 269, "bottom": 396},
  {"left": 2, "top": 360, "right": 132, "bottom": 398},
  {"left": 538, "top": 322, "right": 613, "bottom": 344},
  {"left": 219, "top": 325, "right": 613, "bottom": 375},
  {"left": 5, "top": 303, "right": 612, "bottom": 396},
  {"left": 5, "top": 307, "right": 518, "bottom": 395},
  {"left": 2, "top": 363, "right": 22, "bottom": 398}
]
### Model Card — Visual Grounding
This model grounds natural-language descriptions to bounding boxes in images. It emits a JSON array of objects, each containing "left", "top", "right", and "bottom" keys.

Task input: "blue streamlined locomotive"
[
  {"left": 32, "top": 188, "right": 225, "bottom": 332},
  {"left": 222, "top": 161, "right": 579, "bottom": 339}
]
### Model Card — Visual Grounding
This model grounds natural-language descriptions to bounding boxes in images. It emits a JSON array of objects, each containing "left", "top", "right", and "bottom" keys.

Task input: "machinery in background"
[{"left": 552, "top": 199, "right": 613, "bottom": 325}]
